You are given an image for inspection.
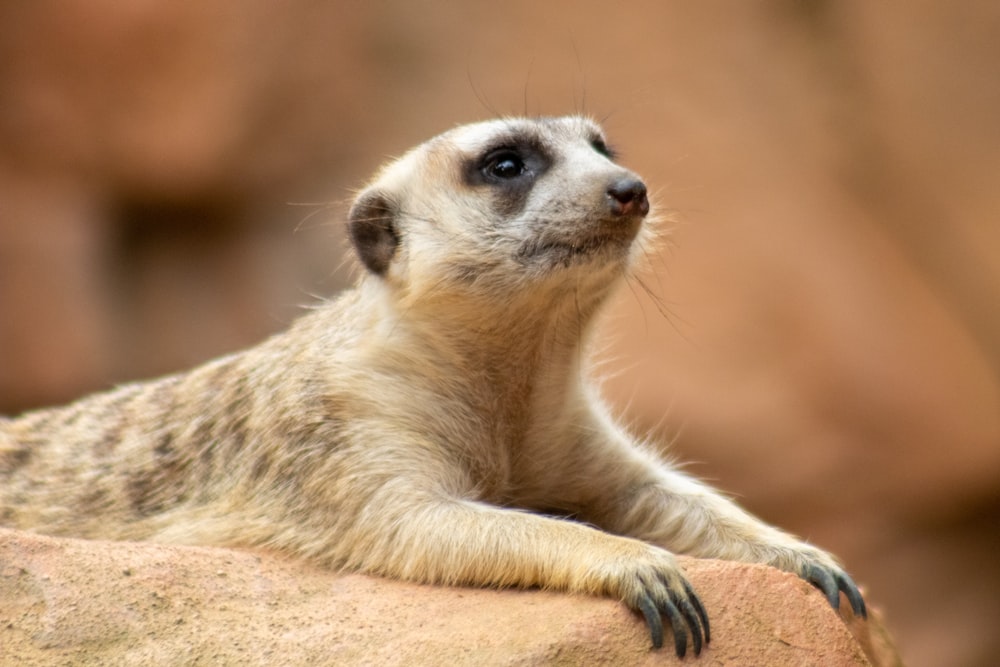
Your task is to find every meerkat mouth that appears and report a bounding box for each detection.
[519,209,644,265]
[516,227,639,267]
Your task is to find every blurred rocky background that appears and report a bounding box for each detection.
[0,2,996,665]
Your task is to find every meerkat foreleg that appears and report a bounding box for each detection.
[615,463,864,611]
[323,480,709,657]
[560,427,867,622]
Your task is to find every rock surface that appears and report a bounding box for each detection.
[0,528,899,666]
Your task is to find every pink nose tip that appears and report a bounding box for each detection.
[607,178,649,217]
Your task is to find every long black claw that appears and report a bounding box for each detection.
[804,564,868,620]
[805,563,840,609]
[677,597,703,656]
[835,571,868,619]
[638,595,664,649]
[684,580,711,645]
[659,598,688,658]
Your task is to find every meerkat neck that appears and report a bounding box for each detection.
[360,277,603,397]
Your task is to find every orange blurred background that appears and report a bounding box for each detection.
[1,3,997,665]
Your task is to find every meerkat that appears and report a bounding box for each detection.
[0,116,865,658]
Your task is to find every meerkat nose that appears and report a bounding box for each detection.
[606,177,649,217]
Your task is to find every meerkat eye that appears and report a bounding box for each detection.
[465,141,548,190]
[590,138,617,160]
[482,149,527,181]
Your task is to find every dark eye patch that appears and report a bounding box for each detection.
[590,136,617,160]
[462,136,552,217]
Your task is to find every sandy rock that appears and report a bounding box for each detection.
[0,528,899,666]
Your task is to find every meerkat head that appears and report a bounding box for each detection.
[347,116,651,305]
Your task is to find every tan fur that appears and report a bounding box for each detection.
[0,116,863,655]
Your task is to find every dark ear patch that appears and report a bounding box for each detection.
[348,191,399,275]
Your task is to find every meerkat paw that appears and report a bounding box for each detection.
[774,545,867,619]
[592,546,709,657]
[800,558,867,619]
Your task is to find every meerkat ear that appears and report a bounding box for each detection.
[348,190,399,276]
